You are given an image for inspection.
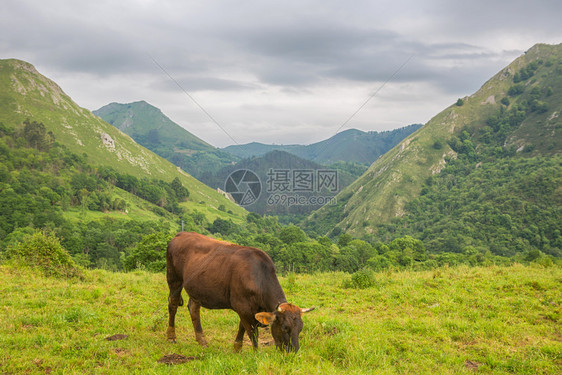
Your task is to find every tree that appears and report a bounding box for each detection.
[209,218,234,235]
[279,225,306,245]
[390,236,426,262]
[507,84,525,96]
[122,232,173,272]
[22,119,53,151]
[348,239,376,265]
[246,212,261,224]
[190,210,207,226]
[337,233,353,248]
[170,177,189,200]
[335,244,361,273]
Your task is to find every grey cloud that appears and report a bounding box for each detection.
[2,0,561,146]
[1,1,150,75]
[228,22,518,95]
[151,75,260,93]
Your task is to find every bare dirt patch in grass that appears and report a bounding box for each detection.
[465,360,483,371]
[157,353,200,365]
[105,334,128,341]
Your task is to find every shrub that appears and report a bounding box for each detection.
[122,232,174,272]
[209,218,234,235]
[5,230,83,278]
[507,84,525,96]
[342,268,376,289]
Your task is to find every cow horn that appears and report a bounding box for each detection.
[301,307,315,313]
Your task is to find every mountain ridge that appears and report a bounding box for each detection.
[304,43,562,241]
[222,125,422,165]
[94,101,239,181]
[0,58,245,219]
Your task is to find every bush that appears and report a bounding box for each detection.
[122,232,174,272]
[5,230,82,278]
[342,268,376,289]
[209,218,234,235]
[432,140,443,150]
[507,84,525,96]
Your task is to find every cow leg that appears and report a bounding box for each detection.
[240,316,259,350]
[166,278,183,343]
[188,298,208,347]
[234,321,245,352]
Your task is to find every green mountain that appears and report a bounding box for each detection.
[94,101,238,181]
[0,59,245,221]
[304,43,562,257]
[223,125,422,165]
[204,150,358,219]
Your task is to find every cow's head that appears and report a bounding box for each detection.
[255,303,314,353]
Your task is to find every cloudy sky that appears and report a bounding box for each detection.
[2,0,561,147]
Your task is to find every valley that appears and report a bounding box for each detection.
[1,44,561,271]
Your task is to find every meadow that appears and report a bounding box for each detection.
[1,264,560,374]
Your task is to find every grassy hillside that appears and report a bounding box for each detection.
[306,43,562,241]
[223,125,422,165]
[1,264,560,374]
[0,59,245,218]
[0,120,244,269]
[94,101,238,181]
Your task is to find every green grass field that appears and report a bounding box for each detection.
[1,264,560,374]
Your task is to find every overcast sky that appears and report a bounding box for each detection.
[2,0,561,147]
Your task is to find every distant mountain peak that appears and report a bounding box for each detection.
[94,100,241,181]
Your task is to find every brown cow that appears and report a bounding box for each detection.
[166,232,313,352]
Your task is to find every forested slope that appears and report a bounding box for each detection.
[305,43,562,260]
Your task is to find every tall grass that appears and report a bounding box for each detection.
[1,264,560,374]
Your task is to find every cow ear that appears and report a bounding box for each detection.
[300,307,315,316]
[255,312,277,325]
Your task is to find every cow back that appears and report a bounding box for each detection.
[167,232,286,312]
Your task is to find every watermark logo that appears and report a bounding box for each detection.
[224,168,338,208]
[224,169,261,206]
[266,169,338,206]
[267,169,338,193]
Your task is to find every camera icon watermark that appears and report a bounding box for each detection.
[224,168,338,207]
[224,169,261,206]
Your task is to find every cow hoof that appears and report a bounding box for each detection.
[166,327,176,343]
[167,338,177,343]
[233,341,243,352]
[195,334,208,347]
